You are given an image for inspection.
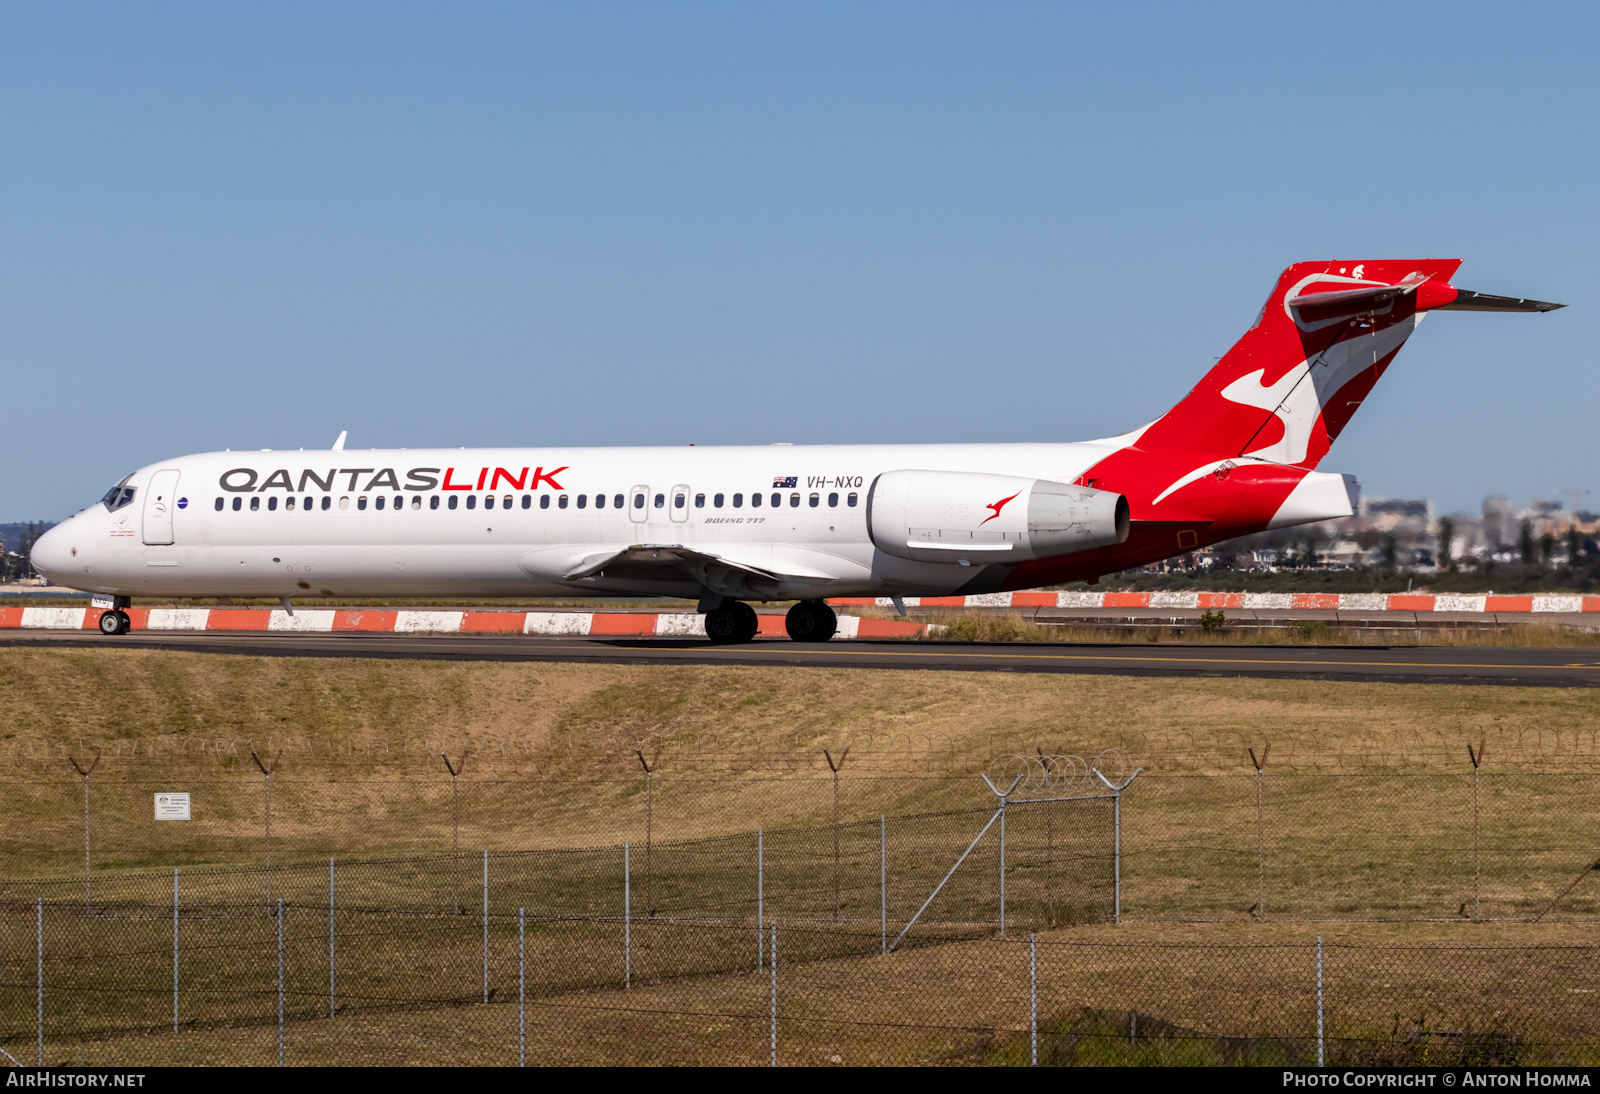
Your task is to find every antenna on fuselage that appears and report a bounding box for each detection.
[331,430,347,451]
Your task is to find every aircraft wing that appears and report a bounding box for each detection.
[525,542,847,599]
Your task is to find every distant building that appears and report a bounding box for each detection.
[1359,497,1433,533]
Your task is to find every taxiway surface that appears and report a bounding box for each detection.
[3,630,1599,687]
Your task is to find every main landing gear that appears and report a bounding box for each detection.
[705,601,759,645]
[704,599,838,644]
[784,599,837,642]
[98,610,131,635]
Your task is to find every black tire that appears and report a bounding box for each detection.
[704,606,743,644]
[98,610,122,635]
[785,600,837,642]
[732,601,760,643]
[114,610,131,634]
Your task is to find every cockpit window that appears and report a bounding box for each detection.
[100,482,136,512]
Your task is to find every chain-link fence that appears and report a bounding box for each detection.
[2,899,1594,1066]
[0,797,1118,941]
[7,769,1600,923]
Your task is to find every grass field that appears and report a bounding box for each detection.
[2,646,1599,919]
[5,647,1600,1063]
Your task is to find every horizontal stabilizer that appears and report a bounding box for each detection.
[1439,290,1564,313]
[1285,278,1424,321]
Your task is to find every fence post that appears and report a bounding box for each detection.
[441,752,467,916]
[483,850,489,1004]
[328,858,336,1018]
[769,921,777,1067]
[1469,738,1485,920]
[880,815,886,956]
[519,908,526,1068]
[1250,744,1269,919]
[1030,932,1037,1066]
[36,897,42,1066]
[1316,935,1324,1066]
[1113,786,1121,925]
[636,749,659,917]
[68,749,99,915]
[999,793,1008,936]
[823,748,850,921]
[757,829,764,970]
[623,841,631,990]
[277,899,285,1067]
[173,868,180,1033]
[251,750,281,912]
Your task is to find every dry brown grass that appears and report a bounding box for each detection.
[892,609,1600,648]
[4,648,1600,921]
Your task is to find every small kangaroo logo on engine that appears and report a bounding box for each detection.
[980,491,1021,525]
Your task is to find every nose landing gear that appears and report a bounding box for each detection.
[784,600,837,642]
[97,610,131,636]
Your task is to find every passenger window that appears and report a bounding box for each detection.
[614,494,624,509]
[484,495,495,510]
[357,496,367,510]
[576,494,587,509]
[695,493,705,508]
[232,497,241,511]
[410,495,420,510]
[751,493,761,507]
[322,496,332,510]
[467,495,477,510]
[773,493,783,507]
[448,496,458,510]
[633,493,645,509]
[251,496,261,511]
[430,495,440,510]
[286,497,296,511]
[339,496,350,510]
[674,493,685,509]
[847,493,858,507]
[808,493,818,507]
[269,496,279,511]
[540,495,550,509]
[374,496,384,510]
[304,496,313,511]
[595,493,605,509]
[214,498,223,511]
[558,495,568,509]
[828,492,838,507]
[503,495,511,508]
[733,493,743,508]
[714,493,724,508]
[521,495,530,509]
[654,493,665,508]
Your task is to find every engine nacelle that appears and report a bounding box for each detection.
[867,469,1129,565]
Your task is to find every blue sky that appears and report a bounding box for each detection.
[2,3,1594,521]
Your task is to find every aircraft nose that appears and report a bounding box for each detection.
[28,523,74,583]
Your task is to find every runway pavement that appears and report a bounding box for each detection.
[4,629,1600,687]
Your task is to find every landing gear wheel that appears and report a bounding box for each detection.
[98,610,130,636]
[785,600,837,642]
[705,604,741,644]
[705,601,760,644]
[732,601,759,643]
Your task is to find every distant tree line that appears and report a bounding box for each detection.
[0,522,50,582]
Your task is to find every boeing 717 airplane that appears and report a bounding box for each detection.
[30,260,1561,643]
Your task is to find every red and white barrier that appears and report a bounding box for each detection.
[3,590,1595,638]
[0,606,929,639]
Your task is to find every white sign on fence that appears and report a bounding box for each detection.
[154,792,191,820]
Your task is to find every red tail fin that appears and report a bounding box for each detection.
[1140,259,1463,469]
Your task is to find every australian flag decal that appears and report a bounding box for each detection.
[772,476,798,489]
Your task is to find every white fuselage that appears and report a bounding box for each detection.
[33,440,1130,601]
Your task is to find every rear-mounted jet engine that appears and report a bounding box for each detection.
[867,469,1129,564]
